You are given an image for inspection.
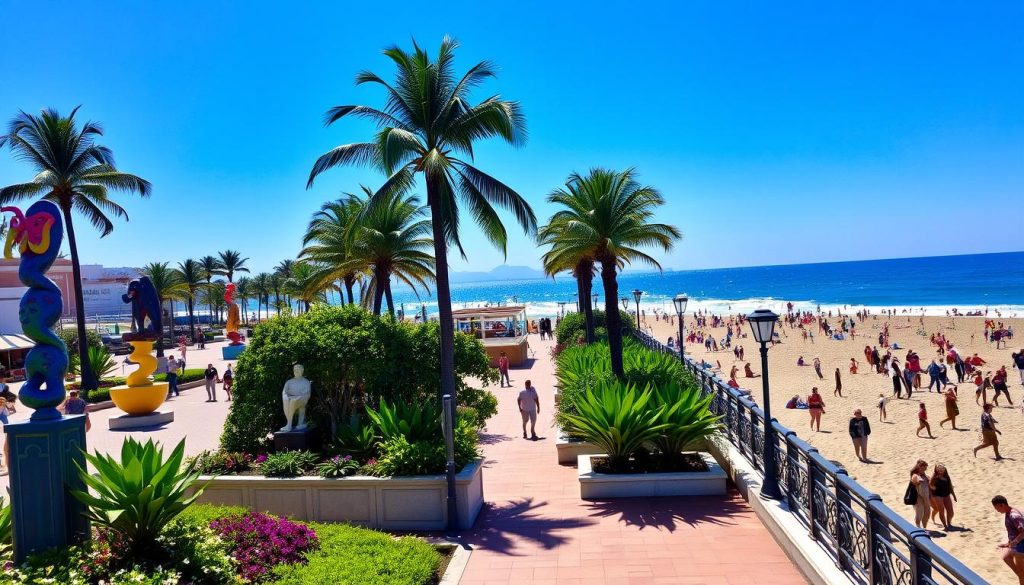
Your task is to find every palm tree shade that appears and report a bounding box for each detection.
[0,107,152,391]
[141,262,186,357]
[307,37,535,417]
[175,259,204,341]
[543,168,680,377]
[218,249,250,283]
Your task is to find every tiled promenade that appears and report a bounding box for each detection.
[459,337,807,585]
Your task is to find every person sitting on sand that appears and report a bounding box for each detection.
[744,363,759,378]
[917,403,934,438]
[797,356,806,366]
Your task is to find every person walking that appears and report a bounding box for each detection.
[203,363,220,402]
[834,368,843,397]
[222,365,234,401]
[807,387,825,431]
[994,367,1013,406]
[813,357,823,380]
[62,389,90,432]
[178,334,187,366]
[903,365,916,399]
[517,379,540,440]
[910,460,931,529]
[197,330,206,350]
[992,495,1024,584]
[892,362,904,398]
[498,351,511,388]
[927,360,942,392]
[916,403,934,438]
[878,394,888,421]
[166,355,180,397]
[974,403,1003,460]
[939,386,960,430]
[849,409,871,461]
[929,464,956,530]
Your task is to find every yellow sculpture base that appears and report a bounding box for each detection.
[110,383,168,416]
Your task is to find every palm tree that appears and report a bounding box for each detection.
[140,262,187,357]
[539,236,597,344]
[268,272,284,314]
[300,196,364,305]
[202,280,227,324]
[0,107,151,391]
[544,168,680,377]
[217,249,250,283]
[307,37,535,415]
[251,272,272,321]
[175,259,204,342]
[235,276,252,324]
[275,259,295,310]
[286,261,328,313]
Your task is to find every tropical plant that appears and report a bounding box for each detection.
[198,255,223,322]
[316,455,360,478]
[554,309,634,346]
[141,261,186,356]
[175,259,204,341]
[251,272,271,321]
[329,422,377,460]
[59,328,102,378]
[544,168,680,378]
[301,197,364,305]
[258,450,317,478]
[0,497,12,563]
[186,450,255,475]
[559,380,669,471]
[87,344,117,379]
[286,260,326,313]
[217,249,249,283]
[235,276,252,324]
[209,512,318,582]
[365,399,441,443]
[70,438,205,557]
[541,252,596,343]
[306,37,535,426]
[649,381,722,466]
[0,107,152,391]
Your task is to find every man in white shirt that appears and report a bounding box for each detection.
[517,379,540,440]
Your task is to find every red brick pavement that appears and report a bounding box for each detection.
[458,337,807,585]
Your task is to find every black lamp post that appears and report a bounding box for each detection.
[558,301,566,317]
[574,293,579,312]
[620,297,629,311]
[632,289,643,327]
[747,308,782,500]
[673,294,688,359]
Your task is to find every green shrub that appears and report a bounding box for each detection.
[270,522,439,585]
[260,450,317,477]
[458,386,498,427]
[554,309,634,345]
[0,497,10,564]
[456,405,479,429]
[329,422,377,460]
[220,305,496,453]
[87,345,117,379]
[70,438,206,558]
[317,455,360,478]
[154,368,205,384]
[187,449,255,475]
[59,328,102,377]
[157,517,238,584]
[366,399,441,443]
[373,418,478,477]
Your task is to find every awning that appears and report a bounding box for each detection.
[0,334,33,352]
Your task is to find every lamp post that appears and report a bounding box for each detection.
[632,289,643,327]
[574,293,579,312]
[673,294,688,359]
[747,308,782,500]
[621,297,629,311]
[558,301,566,317]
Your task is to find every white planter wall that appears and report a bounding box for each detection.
[578,452,727,499]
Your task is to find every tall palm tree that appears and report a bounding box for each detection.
[268,272,284,314]
[202,280,227,324]
[539,235,597,344]
[286,261,328,313]
[544,168,680,377]
[0,107,151,391]
[307,37,535,414]
[199,255,224,323]
[140,261,187,357]
[275,259,295,311]
[235,276,253,324]
[300,196,364,305]
[251,272,271,321]
[175,259,204,342]
[217,249,250,283]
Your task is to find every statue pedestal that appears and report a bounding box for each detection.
[108,409,174,430]
[274,428,318,452]
[222,344,245,360]
[5,415,89,563]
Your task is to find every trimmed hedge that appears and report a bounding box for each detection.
[555,309,635,346]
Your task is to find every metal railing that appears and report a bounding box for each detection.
[631,330,984,585]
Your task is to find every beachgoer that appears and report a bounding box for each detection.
[797,356,806,366]
[166,355,180,397]
[878,394,888,421]
[903,366,916,399]
[939,386,959,430]
[834,368,843,397]
[974,403,1003,460]
[1014,351,1024,386]
[929,464,956,530]
[992,495,1024,584]
[223,365,233,401]
[813,357,823,380]
[204,363,220,402]
[850,358,858,374]
[910,459,931,529]
[849,409,871,461]
[917,403,934,438]
[744,363,758,378]
[178,334,187,366]
[994,367,1013,405]
[498,351,511,388]
[927,360,942,392]
[517,379,540,440]
[807,387,824,431]
[892,362,903,398]
[62,389,90,432]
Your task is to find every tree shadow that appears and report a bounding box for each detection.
[460,497,593,555]
[478,432,513,446]
[584,492,748,533]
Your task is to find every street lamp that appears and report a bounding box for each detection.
[558,301,566,317]
[621,297,629,311]
[574,293,579,312]
[592,293,599,307]
[747,308,782,500]
[673,294,688,359]
[632,289,643,326]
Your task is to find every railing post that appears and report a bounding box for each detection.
[864,494,886,585]
[834,469,853,572]
[749,401,759,470]
[806,448,822,542]
[909,530,933,584]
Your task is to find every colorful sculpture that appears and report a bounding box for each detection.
[121,276,162,342]
[109,278,169,417]
[2,202,67,420]
[224,283,242,346]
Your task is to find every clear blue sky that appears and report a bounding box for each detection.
[1,1,1021,275]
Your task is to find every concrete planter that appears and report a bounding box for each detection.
[555,433,602,465]
[192,458,484,531]
[577,452,727,499]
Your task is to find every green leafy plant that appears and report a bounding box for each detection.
[70,438,205,557]
[259,450,317,477]
[649,380,722,465]
[554,309,634,345]
[317,455,361,478]
[560,381,669,472]
[365,399,441,443]
[186,450,254,475]
[0,497,11,563]
[373,418,478,477]
[87,344,117,380]
[329,422,377,459]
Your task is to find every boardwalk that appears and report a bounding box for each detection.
[459,337,807,585]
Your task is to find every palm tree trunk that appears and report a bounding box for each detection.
[156,298,166,358]
[372,272,386,315]
[187,297,196,342]
[600,258,625,379]
[427,181,458,423]
[345,275,355,305]
[59,205,97,391]
[580,261,595,343]
[384,278,395,317]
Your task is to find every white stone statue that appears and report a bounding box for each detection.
[279,363,312,432]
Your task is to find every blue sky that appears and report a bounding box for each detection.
[1,1,1021,275]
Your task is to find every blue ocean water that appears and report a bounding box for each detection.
[387,251,1024,317]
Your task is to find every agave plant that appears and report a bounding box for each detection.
[623,343,684,388]
[0,497,11,563]
[365,399,441,443]
[71,438,206,556]
[560,381,669,472]
[649,381,722,465]
[87,344,117,380]
[554,343,613,390]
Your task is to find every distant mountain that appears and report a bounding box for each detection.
[449,265,546,283]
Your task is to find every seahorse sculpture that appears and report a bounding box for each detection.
[2,202,67,420]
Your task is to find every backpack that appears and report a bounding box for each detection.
[903,482,918,506]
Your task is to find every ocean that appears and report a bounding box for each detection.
[386,251,1024,318]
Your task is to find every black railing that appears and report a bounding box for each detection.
[631,330,984,585]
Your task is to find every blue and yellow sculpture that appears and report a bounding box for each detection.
[1,201,89,561]
[110,276,169,415]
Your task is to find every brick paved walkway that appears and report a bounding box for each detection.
[459,336,806,585]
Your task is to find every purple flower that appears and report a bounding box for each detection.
[210,512,318,581]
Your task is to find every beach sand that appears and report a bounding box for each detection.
[643,311,1023,584]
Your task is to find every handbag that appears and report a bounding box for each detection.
[903,482,918,506]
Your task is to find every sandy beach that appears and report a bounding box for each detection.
[644,311,1023,584]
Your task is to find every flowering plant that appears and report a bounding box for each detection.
[316,455,360,478]
[210,512,318,582]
